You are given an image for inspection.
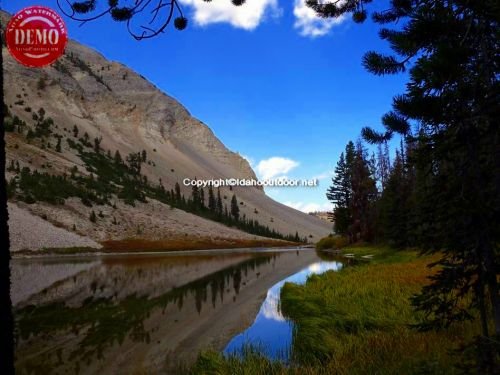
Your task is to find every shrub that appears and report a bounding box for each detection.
[55,138,62,152]
[4,118,15,132]
[81,197,92,207]
[6,178,17,198]
[53,60,71,76]
[316,235,349,250]
[37,77,47,90]
[23,195,36,204]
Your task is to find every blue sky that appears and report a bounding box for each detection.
[2,0,407,213]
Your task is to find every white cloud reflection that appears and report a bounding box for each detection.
[259,261,342,322]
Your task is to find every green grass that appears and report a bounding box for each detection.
[279,245,479,374]
[185,245,481,375]
[339,244,420,264]
[315,236,349,251]
[183,348,290,375]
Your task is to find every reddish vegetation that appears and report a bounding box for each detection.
[100,237,298,253]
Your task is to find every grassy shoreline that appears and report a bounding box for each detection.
[279,245,479,374]
[185,245,481,374]
[13,237,300,256]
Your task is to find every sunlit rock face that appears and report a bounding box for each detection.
[2,9,332,245]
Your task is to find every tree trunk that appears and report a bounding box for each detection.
[477,266,490,338]
[483,243,500,336]
[0,27,15,375]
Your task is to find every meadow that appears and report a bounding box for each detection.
[185,246,481,375]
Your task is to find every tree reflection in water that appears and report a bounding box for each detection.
[14,254,275,374]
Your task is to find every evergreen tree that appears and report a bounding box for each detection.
[114,150,122,164]
[208,186,216,212]
[126,152,142,175]
[326,151,351,236]
[326,141,356,238]
[376,149,411,247]
[216,188,223,216]
[38,107,45,120]
[310,1,499,369]
[349,140,377,241]
[200,187,205,209]
[191,183,200,210]
[230,194,240,221]
[174,182,181,202]
[327,140,376,242]
[55,137,62,153]
[7,160,14,172]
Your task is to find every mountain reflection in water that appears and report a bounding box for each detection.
[11,249,338,374]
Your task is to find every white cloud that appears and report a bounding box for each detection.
[256,157,299,179]
[261,286,285,321]
[313,169,335,181]
[179,0,281,30]
[293,0,347,37]
[284,201,333,213]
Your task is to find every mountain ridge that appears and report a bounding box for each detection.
[2,10,332,249]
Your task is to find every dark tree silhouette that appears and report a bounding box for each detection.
[308,0,500,372]
[327,140,377,242]
[326,142,354,238]
[0,18,14,375]
[57,0,246,40]
[230,194,239,221]
[207,186,216,212]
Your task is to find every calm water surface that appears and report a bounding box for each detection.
[224,261,342,361]
[11,249,343,374]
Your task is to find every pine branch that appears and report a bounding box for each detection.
[362,51,408,75]
[361,127,392,144]
[381,111,410,135]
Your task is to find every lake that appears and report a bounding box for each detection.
[11,248,342,374]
